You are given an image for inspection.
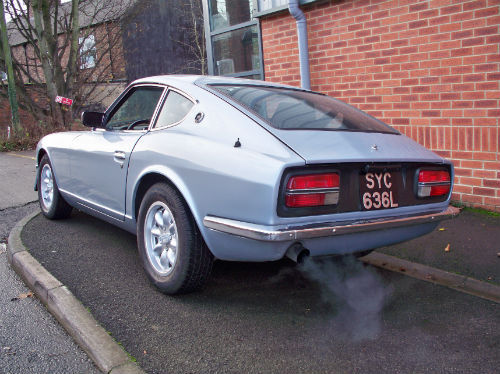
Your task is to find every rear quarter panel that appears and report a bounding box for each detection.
[126,89,305,250]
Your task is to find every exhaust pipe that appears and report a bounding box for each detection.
[285,243,310,263]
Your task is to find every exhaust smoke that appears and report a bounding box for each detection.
[298,255,392,341]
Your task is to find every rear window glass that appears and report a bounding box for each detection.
[209,85,398,134]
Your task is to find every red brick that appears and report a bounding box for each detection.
[473,169,497,178]
[483,179,500,188]
[464,0,487,11]
[462,37,485,47]
[484,197,500,207]
[455,168,473,176]
[473,187,496,197]
[475,7,499,18]
[461,194,484,204]
[460,177,483,186]
[440,5,461,15]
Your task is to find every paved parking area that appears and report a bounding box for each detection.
[1,151,99,374]
[0,151,37,210]
[22,211,500,374]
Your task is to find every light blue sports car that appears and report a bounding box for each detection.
[35,75,459,294]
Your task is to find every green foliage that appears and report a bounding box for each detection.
[0,134,37,151]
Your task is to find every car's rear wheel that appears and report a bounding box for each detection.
[37,155,72,219]
[137,182,213,294]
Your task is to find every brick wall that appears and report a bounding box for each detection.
[261,0,500,211]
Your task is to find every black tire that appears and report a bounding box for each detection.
[137,182,213,294]
[37,155,72,219]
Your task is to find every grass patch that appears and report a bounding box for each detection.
[451,201,500,218]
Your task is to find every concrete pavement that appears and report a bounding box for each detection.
[0,151,100,374]
[0,151,37,210]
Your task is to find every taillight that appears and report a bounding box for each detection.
[285,173,340,208]
[417,170,451,198]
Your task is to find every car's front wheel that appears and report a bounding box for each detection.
[137,182,213,294]
[37,155,72,219]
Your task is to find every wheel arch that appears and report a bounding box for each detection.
[36,147,48,165]
[133,172,201,235]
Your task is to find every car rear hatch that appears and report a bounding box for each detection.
[271,130,452,217]
[270,129,442,164]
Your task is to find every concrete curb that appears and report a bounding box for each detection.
[362,252,500,304]
[7,210,147,374]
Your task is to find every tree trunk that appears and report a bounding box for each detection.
[0,0,21,135]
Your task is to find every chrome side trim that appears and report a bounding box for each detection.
[203,206,460,242]
[59,188,125,221]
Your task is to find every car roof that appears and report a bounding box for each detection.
[131,75,306,91]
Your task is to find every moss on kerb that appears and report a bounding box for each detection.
[451,201,500,218]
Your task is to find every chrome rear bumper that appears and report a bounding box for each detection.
[203,206,460,242]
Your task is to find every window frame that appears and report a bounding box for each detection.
[79,34,97,70]
[202,0,264,79]
[150,88,197,131]
[103,84,167,132]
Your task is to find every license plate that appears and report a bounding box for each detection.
[360,170,400,210]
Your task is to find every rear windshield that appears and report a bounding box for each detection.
[209,84,398,134]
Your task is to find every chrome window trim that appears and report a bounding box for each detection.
[149,87,197,132]
[105,83,167,132]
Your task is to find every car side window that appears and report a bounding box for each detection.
[154,90,194,129]
[106,86,164,130]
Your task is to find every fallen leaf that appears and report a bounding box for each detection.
[11,291,34,301]
[444,244,450,252]
[399,267,406,272]
[439,228,446,231]
[19,291,33,299]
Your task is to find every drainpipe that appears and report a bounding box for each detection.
[288,0,311,90]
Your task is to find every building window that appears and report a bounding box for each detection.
[79,35,97,69]
[213,25,260,75]
[257,0,288,12]
[204,0,263,79]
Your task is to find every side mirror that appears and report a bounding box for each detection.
[81,111,105,128]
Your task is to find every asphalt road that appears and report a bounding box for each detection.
[0,151,99,374]
[23,211,500,374]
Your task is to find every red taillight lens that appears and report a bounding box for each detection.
[285,193,326,207]
[285,173,340,208]
[418,170,451,197]
[287,173,340,190]
[418,170,450,183]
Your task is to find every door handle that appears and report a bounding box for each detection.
[114,151,126,162]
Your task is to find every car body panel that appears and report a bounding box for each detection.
[36,75,457,262]
[64,129,145,220]
[269,130,444,164]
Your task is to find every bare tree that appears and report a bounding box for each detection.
[1,0,130,130]
[172,0,206,75]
